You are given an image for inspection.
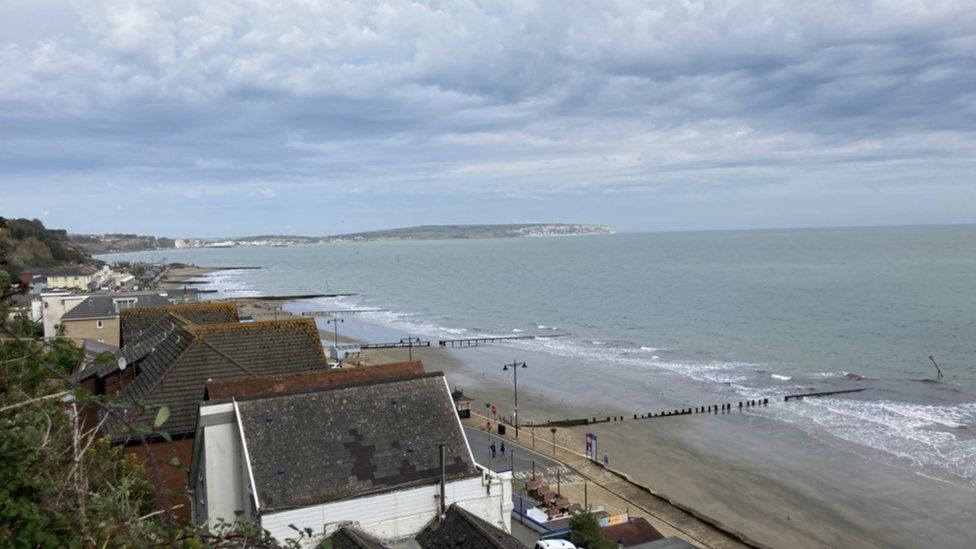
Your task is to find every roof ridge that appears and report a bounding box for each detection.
[126,324,197,400]
[452,505,508,548]
[188,317,316,333]
[195,335,259,377]
[226,371,444,404]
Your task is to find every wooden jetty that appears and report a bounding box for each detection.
[301,309,389,317]
[229,293,357,301]
[784,388,866,401]
[361,341,432,350]
[438,334,566,348]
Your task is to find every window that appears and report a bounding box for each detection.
[96,320,104,329]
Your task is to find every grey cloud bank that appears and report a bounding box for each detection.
[1,0,974,237]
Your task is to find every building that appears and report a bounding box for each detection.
[118,300,239,346]
[414,504,525,548]
[95,316,329,522]
[40,265,97,291]
[190,371,513,545]
[43,290,171,346]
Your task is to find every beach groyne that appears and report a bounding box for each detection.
[528,389,867,428]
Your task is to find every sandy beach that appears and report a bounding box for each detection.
[348,341,975,549]
[147,271,974,548]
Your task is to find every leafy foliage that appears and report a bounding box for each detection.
[569,510,618,549]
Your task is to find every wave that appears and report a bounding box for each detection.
[771,374,793,381]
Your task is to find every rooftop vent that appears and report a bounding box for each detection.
[276,466,285,475]
[265,412,273,422]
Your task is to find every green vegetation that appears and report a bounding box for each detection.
[569,510,617,549]
[0,218,89,277]
[70,233,176,254]
[0,232,313,547]
[327,223,612,242]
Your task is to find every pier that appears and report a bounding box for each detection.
[361,340,432,350]
[229,293,357,301]
[438,334,566,348]
[301,308,389,316]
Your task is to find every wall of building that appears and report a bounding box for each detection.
[260,472,512,545]
[125,436,195,523]
[41,292,86,338]
[63,316,120,346]
[48,274,94,291]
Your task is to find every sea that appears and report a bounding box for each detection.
[104,225,976,540]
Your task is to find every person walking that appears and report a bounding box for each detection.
[603,452,609,466]
[490,442,497,458]
[500,442,506,456]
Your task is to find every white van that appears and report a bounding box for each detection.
[534,541,577,549]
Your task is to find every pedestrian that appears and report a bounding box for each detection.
[491,442,496,458]
[500,442,506,456]
[603,452,609,466]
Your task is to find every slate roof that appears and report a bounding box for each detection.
[205,360,426,400]
[120,301,239,346]
[103,318,327,439]
[78,313,193,382]
[414,504,525,549]
[327,526,390,549]
[36,266,94,277]
[61,292,171,321]
[236,373,477,511]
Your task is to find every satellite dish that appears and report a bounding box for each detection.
[118,357,127,371]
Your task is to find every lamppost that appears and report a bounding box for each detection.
[550,427,557,456]
[325,317,344,354]
[485,403,492,460]
[401,336,422,361]
[503,360,527,439]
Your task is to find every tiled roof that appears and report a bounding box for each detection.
[415,504,525,549]
[104,318,327,439]
[602,517,664,547]
[78,313,192,382]
[205,361,426,400]
[120,301,239,346]
[61,292,171,320]
[236,373,477,511]
[327,526,390,549]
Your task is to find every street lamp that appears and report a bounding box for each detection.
[503,360,527,439]
[550,427,557,456]
[401,336,422,361]
[325,317,344,353]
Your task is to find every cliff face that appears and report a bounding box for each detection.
[69,234,176,254]
[0,218,91,276]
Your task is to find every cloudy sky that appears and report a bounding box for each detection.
[2,0,975,237]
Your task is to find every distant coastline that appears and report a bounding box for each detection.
[74,223,614,253]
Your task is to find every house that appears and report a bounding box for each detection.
[451,388,474,418]
[40,265,97,291]
[190,371,513,545]
[602,517,664,547]
[118,300,239,346]
[44,291,172,346]
[414,503,525,548]
[96,316,329,522]
[77,301,242,396]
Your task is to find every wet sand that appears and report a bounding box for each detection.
[357,342,976,548]
[203,294,975,548]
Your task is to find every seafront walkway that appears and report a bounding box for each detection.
[463,413,762,549]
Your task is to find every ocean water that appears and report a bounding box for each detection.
[105,225,976,490]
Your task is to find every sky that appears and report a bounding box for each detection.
[1,0,975,238]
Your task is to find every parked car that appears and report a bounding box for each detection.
[534,541,577,549]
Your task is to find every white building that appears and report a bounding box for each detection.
[190,372,512,546]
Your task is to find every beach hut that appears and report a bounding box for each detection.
[451,387,474,418]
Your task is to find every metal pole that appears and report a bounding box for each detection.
[550,427,557,456]
[514,360,519,439]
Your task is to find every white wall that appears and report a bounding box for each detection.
[41,292,86,338]
[191,402,249,531]
[261,470,512,546]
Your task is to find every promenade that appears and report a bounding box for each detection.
[462,413,762,549]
